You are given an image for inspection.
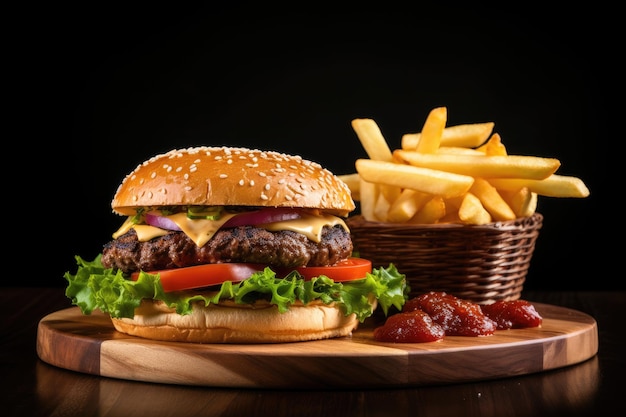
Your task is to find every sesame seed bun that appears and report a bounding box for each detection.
[110,299,369,344]
[112,146,356,217]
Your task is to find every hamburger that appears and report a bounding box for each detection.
[65,146,407,343]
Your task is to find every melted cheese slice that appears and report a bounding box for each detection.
[132,225,169,241]
[261,213,348,242]
[167,212,237,247]
[112,211,348,247]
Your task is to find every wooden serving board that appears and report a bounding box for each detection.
[36,303,598,389]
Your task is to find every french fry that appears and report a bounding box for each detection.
[443,195,464,212]
[394,150,560,180]
[351,119,394,162]
[337,173,361,201]
[476,133,507,156]
[402,122,495,149]
[380,183,402,207]
[437,146,485,155]
[351,118,401,202]
[373,191,392,222]
[358,177,378,221]
[458,192,492,225]
[350,107,589,226]
[470,178,516,221]
[438,196,464,223]
[387,189,432,223]
[488,174,590,198]
[408,196,446,224]
[414,107,447,154]
[355,159,474,198]
[499,187,538,218]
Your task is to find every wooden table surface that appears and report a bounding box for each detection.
[2,287,624,417]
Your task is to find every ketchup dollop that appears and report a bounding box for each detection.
[373,309,445,343]
[405,291,497,336]
[480,299,543,330]
[374,291,543,343]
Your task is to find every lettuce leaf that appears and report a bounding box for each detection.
[64,255,409,322]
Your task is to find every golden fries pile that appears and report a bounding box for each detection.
[340,107,590,225]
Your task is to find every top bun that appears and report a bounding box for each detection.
[112,146,356,217]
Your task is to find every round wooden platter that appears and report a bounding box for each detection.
[37,303,598,389]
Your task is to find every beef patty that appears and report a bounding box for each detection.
[101,225,353,274]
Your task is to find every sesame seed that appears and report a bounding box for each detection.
[184,173,189,180]
[260,193,269,200]
[259,172,267,177]
[151,172,157,179]
[184,186,192,191]
[249,180,255,186]
[264,184,270,190]
[219,174,228,179]
[238,179,244,186]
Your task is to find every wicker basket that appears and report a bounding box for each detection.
[346,213,543,304]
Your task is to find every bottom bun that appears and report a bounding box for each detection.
[111,299,370,344]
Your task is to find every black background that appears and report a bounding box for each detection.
[16,4,617,290]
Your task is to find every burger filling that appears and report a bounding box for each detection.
[102,224,353,274]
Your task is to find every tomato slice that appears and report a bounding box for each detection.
[131,263,267,292]
[130,258,372,292]
[284,258,372,282]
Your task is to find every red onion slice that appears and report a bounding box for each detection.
[145,212,182,231]
[144,208,302,231]
[221,208,302,228]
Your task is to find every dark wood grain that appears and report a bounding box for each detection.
[36,303,597,388]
